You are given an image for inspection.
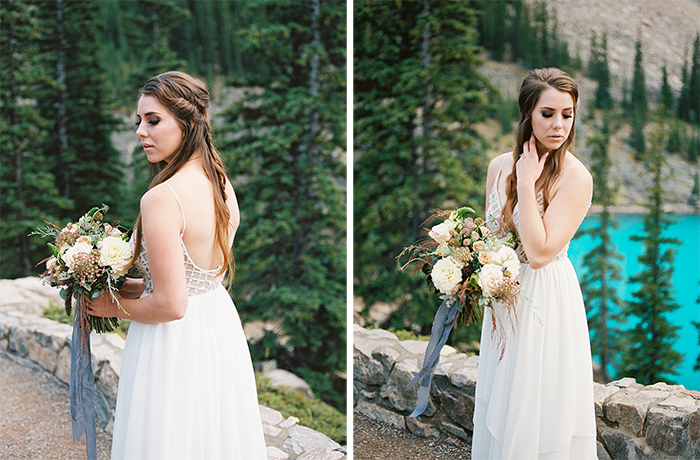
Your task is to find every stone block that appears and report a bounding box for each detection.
[596,441,612,460]
[380,358,436,415]
[645,407,690,456]
[26,336,58,373]
[406,415,440,438]
[594,383,621,418]
[8,325,30,357]
[659,394,699,412]
[441,420,468,440]
[95,359,120,409]
[688,408,700,441]
[297,447,344,460]
[449,366,478,395]
[605,390,651,436]
[259,405,284,426]
[265,369,314,399]
[372,345,400,375]
[266,446,290,460]
[280,416,299,429]
[608,377,636,388]
[599,426,643,460]
[55,345,71,384]
[440,386,475,431]
[282,425,340,455]
[355,400,406,431]
[354,347,388,386]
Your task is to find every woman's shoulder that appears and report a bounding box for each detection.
[562,153,592,184]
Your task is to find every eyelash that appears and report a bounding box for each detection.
[134,119,160,126]
[542,113,573,119]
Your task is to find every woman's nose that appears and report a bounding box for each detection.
[135,121,147,138]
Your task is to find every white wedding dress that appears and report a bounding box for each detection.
[111,185,267,460]
[471,165,597,459]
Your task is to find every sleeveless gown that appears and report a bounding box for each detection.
[111,184,267,460]
[471,166,597,459]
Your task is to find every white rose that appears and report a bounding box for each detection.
[431,256,464,296]
[62,242,94,271]
[495,246,520,278]
[478,264,504,297]
[98,236,133,277]
[429,220,457,245]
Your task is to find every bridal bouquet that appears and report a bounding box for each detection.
[33,205,131,335]
[398,207,523,418]
[399,206,521,323]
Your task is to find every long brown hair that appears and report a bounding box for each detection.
[500,67,579,235]
[130,71,233,281]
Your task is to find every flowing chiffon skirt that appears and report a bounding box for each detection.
[111,285,267,460]
[472,258,597,459]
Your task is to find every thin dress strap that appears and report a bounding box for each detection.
[164,183,186,234]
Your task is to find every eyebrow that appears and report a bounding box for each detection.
[135,111,162,118]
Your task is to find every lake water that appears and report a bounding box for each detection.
[569,213,700,391]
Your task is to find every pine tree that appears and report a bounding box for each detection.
[589,32,612,110]
[35,0,125,221]
[354,0,490,340]
[219,0,346,410]
[629,34,648,157]
[477,0,506,61]
[618,125,683,384]
[580,119,625,382]
[0,0,66,278]
[660,65,675,116]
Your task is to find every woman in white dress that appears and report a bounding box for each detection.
[88,71,267,459]
[472,68,597,459]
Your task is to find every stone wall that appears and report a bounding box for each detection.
[353,325,700,460]
[0,277,345,460]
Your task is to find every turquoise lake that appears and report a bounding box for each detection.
[569,213,700,391]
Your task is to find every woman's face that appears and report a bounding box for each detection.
[530,87,574,154]
[135,94,184,164]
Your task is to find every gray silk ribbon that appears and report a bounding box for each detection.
[70,307,97,460]
[407,297,460,418]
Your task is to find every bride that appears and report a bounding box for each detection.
[88,71,267,459]
[472,68,597,459]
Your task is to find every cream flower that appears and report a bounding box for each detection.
[77,235,91,245]
[473,240,485,251]
[431,256,464,296]
[98,236,132,277]
[478,264,504,297]
[63,242,94,271]
[495,246,520,278]
[429,220,457,245]
[478,250,496,266]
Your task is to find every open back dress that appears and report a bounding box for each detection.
[111,184,267,460]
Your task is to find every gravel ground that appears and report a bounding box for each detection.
[353,413,472,460]
[0,351,112,460]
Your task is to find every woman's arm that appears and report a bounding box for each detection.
[88,184,189,323]
[516,135,592,269]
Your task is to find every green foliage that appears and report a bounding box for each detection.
[219,0,346,411]
[659,66,675,116]
[579,119,625,382]
[354,0,488,348]
[618,124,683,384]
[255,373,346,445]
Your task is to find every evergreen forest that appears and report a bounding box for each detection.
[1,0,347,417]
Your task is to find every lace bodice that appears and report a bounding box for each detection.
[486,168,569,265]
[133,183,223,297]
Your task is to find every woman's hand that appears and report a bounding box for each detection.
[85,291,127,319]
[516,133,548,189]
[119,277,145,299]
